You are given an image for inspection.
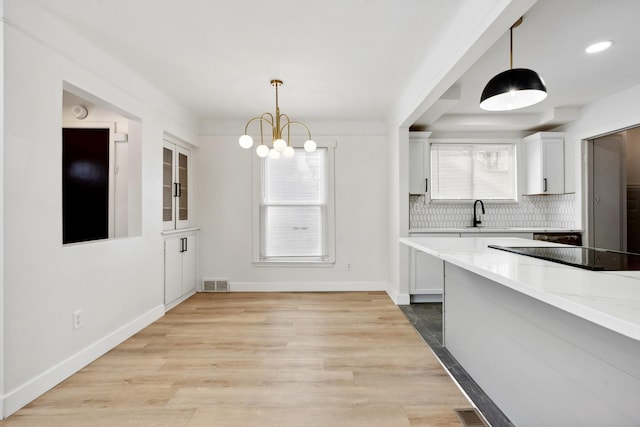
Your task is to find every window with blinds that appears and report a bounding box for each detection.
[259,148,333,261]
[430,143,517,200]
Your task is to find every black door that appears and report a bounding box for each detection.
[62,128,109,244]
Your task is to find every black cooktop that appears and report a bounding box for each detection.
[488,245,640,271]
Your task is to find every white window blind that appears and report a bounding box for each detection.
[431,143,516,200]
[261,148,328,259]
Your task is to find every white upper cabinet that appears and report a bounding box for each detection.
[523,132,565,195]
[409,131,432,195]
[163,139,191,230]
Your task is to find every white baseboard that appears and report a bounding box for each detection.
[228,282,411,306]
[411,294,443,303]
[385,285,411,305]
[2,305,165,419]
[164,289,196,312]
[229,281,387,293]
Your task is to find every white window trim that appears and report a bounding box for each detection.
[252,140,337,267]
[427,138,522,204]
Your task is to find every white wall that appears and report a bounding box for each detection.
[2,0,199,417]
[196,122,389,291]
[561,82,640,229]
[385,0,536,305]
[386,126,410,304]
[626,127,640,186]
[0,0,5,416]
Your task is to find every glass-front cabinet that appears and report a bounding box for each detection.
[163,140,191,230]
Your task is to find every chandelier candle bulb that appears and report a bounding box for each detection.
[256,144,269,157]
[239,79,315,159]
[273,138,287,152]
[282,146,295,158]
[304,139,317,152]
[268,149,281,159]
[239,134,253,149]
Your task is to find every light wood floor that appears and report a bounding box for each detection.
[2,292,471,426]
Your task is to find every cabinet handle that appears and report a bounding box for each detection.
[173,183,179,197]
[179,237,187,253]
[183,237,188,252]
[425,178,428,193]
[177,182,182,197]
[543,178,548,192]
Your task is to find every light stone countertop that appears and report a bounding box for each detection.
[400,237,640,341]
[408,227,583,233]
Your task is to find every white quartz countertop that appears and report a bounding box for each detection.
[400,237,640,341]
[409,228,583,233]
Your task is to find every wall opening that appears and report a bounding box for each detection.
[585,125,640,252]
[62,83,142,243]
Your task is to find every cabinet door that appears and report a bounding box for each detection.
[162,145,176,230]
[164,237,183,304]
[411,250,444,294]
[523,134,564,195]
[543,139,564,194]
[524,138,543,195]
[163,142,191,230]
[409,141,427,194]
[181,235,197,295]
[175,146,191,229]
[409,134,431,195]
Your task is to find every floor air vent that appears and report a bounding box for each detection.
[454,408,488,427]
[202,280,229,292]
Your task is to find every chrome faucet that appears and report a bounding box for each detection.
[473,199,485,227]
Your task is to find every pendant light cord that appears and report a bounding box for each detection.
[509,26,513,69]
[509,17,523,70]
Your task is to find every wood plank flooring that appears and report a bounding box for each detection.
[2,292,471,426]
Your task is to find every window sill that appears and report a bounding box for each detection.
[253,260,335,268]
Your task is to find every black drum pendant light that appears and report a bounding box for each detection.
[480,17,547,111]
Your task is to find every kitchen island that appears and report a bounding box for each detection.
[400,237,640,427]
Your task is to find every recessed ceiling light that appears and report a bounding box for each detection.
[585,40,613,54]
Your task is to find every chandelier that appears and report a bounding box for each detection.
[239,79,316,159]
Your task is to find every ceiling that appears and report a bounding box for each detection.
[415,0,640,134]
[32,0,640,134]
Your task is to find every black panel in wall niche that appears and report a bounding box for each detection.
[62,128,109,244]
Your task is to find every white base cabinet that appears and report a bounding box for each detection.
[444,262,640,426]
[409,248,444,301]
[164,229,198,309]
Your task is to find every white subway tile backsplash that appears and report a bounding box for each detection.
[409,193,576,229]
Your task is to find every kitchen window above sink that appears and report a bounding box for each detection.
[430,141,518,202]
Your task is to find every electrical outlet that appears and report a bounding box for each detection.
[346,263,352,271]
[73,310,84,330]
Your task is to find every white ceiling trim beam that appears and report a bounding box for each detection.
[413,86,461,127]
[539,107,581,127]
[428,113,538,131]
[427,106,582,132]
[388,0,538,129]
